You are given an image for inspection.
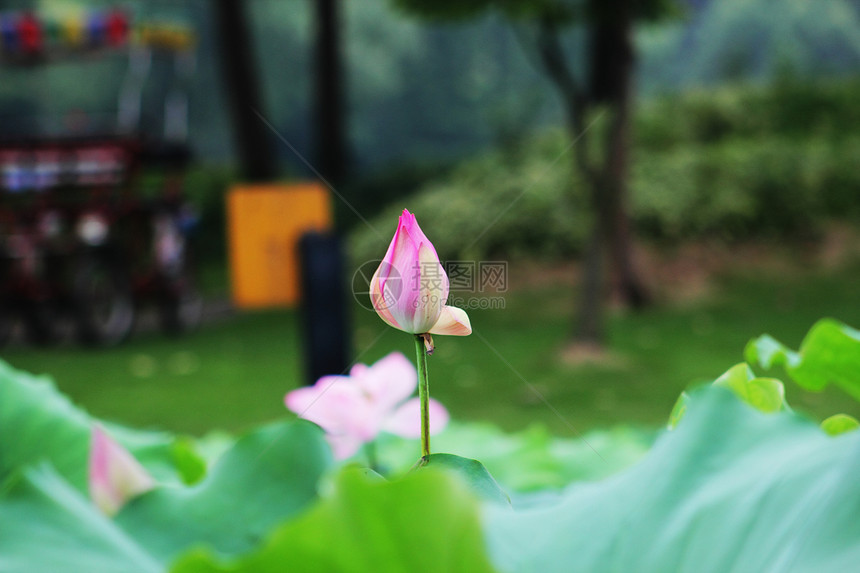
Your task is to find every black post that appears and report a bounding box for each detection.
[314,0,346,186]
[298,232,350,385]
[213,0,278,182]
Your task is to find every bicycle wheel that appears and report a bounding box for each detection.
[73,255,136,346]
[159,270,203,335]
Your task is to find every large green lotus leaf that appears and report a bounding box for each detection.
[746,318,860,399]
[712,363,785,413]
[0,464,161,573]
[667,391,689,429]
[170,468,497,573]
[0,359,190,490]
[374,421,653,492]
[821,413,860,436]
[416,453,511,505]
[115,420,331,564]
[485,387,860,572]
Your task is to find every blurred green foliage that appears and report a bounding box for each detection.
[180,166,237,268]
[376,422,654,492]
[6,0,860,173]
[351,77,860,264]
[636,76,860,145]
[7,260,860,438]
[350,139,585,263]
[746,318,860,401]
[7,363,860,572]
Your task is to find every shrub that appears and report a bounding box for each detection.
[351,79,860,263]
[349,133,589,266]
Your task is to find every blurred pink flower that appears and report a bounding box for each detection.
[284,351,449,459]
[369,209,471,337]
[88,425,155,516]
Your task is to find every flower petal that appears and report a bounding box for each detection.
[405,242,447,333]
[377,213,416,318]
[369,264,401,330]
[388,233,423,332]
[383,397,450,438]
[428,305,472,336]
[326,433,365,461]
[285,377,376,438]
[285,377,344,427]
[89,425,155,516]
[399,209,442,261]
[349,363,370,377]
[355,352,417,414]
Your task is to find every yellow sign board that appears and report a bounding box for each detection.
[227,182,332,308]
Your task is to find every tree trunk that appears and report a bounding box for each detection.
[314,0,347,186]
[533,5,649,348]
[532,17,605,346]
[593,0,650,308]
[576,211,605,345]
[213,0,278,182]
[567,101,606,347]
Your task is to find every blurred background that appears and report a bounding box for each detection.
[1,0,860,439]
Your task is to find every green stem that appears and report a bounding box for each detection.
[364,440,378,473]
[414,334,431,458]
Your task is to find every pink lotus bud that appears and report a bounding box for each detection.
[88,425,155,516]
[369,209,471,336]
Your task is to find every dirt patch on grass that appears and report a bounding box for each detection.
[507,224,860,307]
[558,340,630,368]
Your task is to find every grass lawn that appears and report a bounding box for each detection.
[3,260,859,438]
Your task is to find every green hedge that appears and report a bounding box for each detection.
[633,135,860,240]
[350,79,860,264]
[636,77,860,147]
[349,138,589,265]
